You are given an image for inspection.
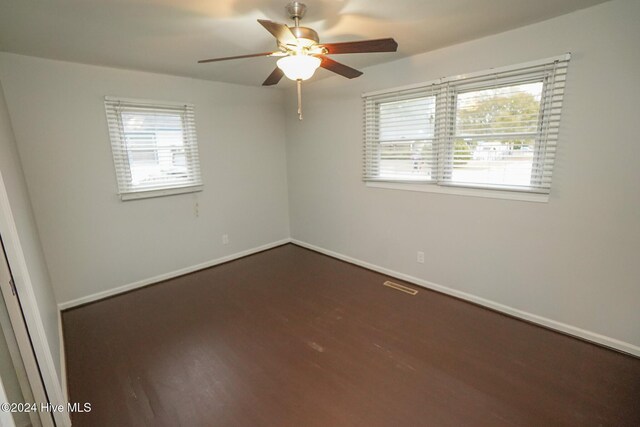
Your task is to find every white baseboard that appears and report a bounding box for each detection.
[291,239,640,358]
[58,239,291,311]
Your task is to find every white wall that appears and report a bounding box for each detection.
[0,53,290,306]
[285,0,640,352]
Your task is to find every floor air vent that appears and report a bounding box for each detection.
[383,281,418,295]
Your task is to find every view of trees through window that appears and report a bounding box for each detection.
[452,82,543,186]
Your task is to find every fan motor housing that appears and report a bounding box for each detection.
[288,26,319,46]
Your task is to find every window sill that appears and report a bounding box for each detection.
[366,181,549,203]
[120,185,203,201]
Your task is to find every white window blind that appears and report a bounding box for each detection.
[363,55,569,194]
[105,97,203,200]
[364,86,439,182]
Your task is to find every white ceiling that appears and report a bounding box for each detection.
[0,0,608,87]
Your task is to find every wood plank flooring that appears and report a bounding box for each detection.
[62,244,640,426]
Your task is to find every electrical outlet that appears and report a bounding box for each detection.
[417,251,425,264]
[194,201,199,218]
[222,234,229,245]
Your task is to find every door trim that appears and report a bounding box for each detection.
[0,171,70,426]
[1,236,48,427]
[0,259,43,427]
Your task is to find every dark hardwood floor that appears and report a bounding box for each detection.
[62,244,640,426]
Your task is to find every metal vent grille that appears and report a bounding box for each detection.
[383,281,418,295]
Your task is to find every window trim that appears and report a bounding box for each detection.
[120,185,203,201]
[366,181,549,203]
[104,96,203,201]
[362,54,570,198]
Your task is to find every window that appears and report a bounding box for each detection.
[376,95,436,181]
[363,55,570,196]
[105,97,203,200]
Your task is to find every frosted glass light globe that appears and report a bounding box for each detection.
[277,55,321,81]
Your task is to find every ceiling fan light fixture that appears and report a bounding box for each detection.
[277,54,321,81]
[197,2,398,119]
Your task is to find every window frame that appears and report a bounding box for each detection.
[362,54,570,202]
[104,97,203,201]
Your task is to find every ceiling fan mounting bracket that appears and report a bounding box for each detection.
[286,2,307,22]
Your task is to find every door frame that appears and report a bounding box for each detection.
[1,235,49,427]
[0,170,70,427]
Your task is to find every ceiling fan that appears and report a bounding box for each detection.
[198,2,398,119]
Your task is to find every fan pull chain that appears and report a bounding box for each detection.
[297,79,303,120]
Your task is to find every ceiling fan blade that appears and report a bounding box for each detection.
[258,19,298,46]
[320,38,398,55]
[198,52,275,64]
[318,56,363,79]
[262,67,285,86]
